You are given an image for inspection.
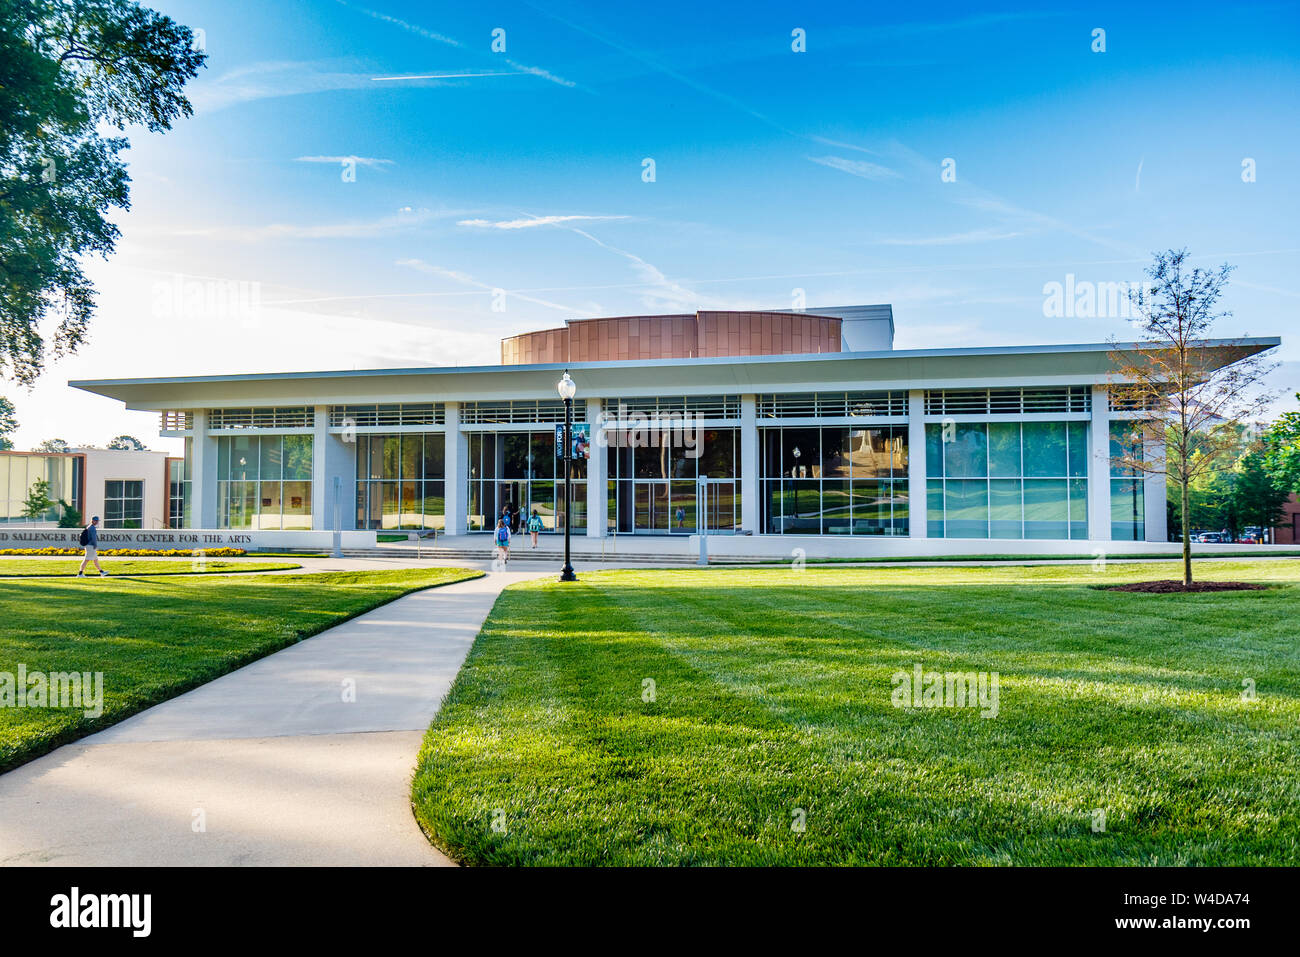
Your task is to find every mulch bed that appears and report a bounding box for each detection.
[1104,580,1269,593]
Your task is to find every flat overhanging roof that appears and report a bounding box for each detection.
[68,337,1280,411]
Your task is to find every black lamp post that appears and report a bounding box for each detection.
[558,371,578,582]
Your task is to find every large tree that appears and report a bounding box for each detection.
[0,0,205,385]
[1230,449,1290,540]
[107,433,145,449]
[1262,395,1300,494]
[1110,249,1276,587]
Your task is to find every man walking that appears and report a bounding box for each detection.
[77,516,107,577]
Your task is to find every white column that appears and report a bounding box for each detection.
[443,402,467,535]
[1144,436,1168,542]
[1088,385,1112,541]
[586,397,606,536]
[907,390,927,538]
[190,409,219,528]
[311,405,329,528]
[740,394,759,533]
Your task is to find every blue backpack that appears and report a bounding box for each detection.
[495,527,510,546]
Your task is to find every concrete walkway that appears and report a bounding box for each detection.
[0,568,545,866]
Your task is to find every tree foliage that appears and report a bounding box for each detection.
[107,433,145,449]
[0,0,205,384]
[1262,395,1300,494]
[20,475,52,518]
[0,394,16,449]
[1230,450,1290,536]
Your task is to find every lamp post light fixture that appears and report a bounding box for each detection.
[557,371,578,582]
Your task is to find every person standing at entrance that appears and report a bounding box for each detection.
[509,502,521,534]
[77,516,107,577]
[494,517,511,564]
[527,508,543,548]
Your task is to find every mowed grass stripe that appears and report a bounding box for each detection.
[414,578,805,865]
[413,562,1300,865]
[0,567,482,772]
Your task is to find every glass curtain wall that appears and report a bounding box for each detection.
[924,421,1088,539]
[467,430,585,533]
[216,434,313,530]
[1109,422,1146,540]
[354,433,445,530]
[606,428,740,534]
[167,454,191,528]
[759,427,908,534]
[0,453,81,523]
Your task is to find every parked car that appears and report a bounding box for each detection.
[1197,531,1230,543]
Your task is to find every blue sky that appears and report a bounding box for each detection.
[24,0,1300,450]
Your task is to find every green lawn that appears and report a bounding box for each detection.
[0,567,481,772]
[412,559,1300,865]
[0,559,300,577]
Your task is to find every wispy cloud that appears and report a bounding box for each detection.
[163,208,454,242]
[333,0,462,47]
[190,61,378,111]
[396,258,595,315]
[337,0,576,88]
[822,136,1143,258]
[371,72,521,81]
[806,155,901,181]
[458,214,629,230]
[568,229,732,311]
[295,155,395,169]
[877,228,1024,246]
[502,60,576,89]
[525,7,1063,134]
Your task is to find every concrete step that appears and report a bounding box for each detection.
[339,547,710,564]
[265,541,766,564]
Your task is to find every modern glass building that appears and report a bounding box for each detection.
[69,306,1279,551]
[0,447,171,528]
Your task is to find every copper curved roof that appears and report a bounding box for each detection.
[500,310,842,364]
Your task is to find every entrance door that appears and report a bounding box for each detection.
[634,482,669,532]
[497,481,524,530]
[692,478,739,534]
[669,480,696,533]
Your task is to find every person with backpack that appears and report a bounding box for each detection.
[527,509,544,548]
[77,516,107,577]
[494,517,511,564]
